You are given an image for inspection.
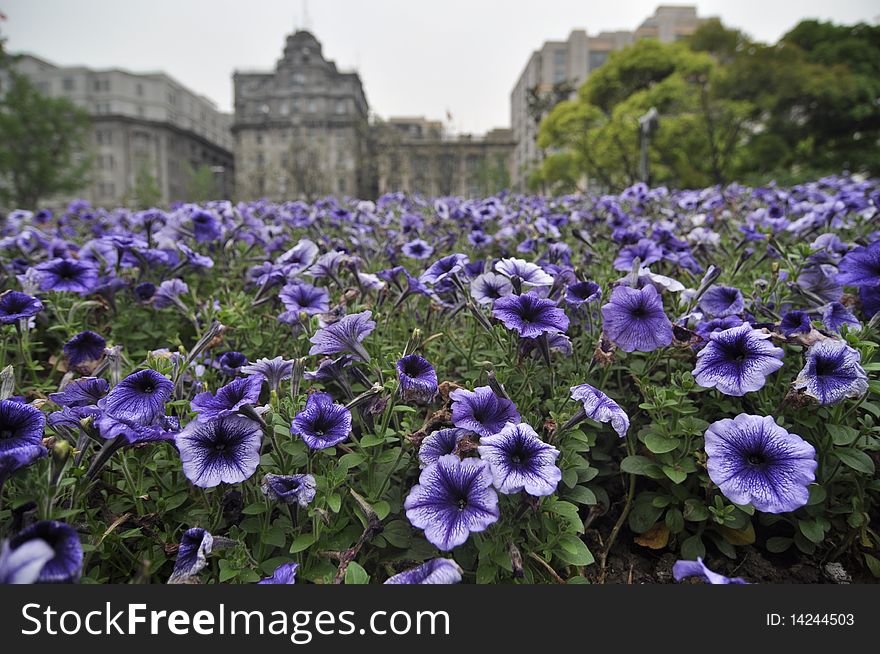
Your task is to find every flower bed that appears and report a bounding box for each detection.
[1,177,878,584]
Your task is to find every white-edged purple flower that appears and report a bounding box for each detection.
[308,311,376,362]
[35,258,98,294]
[699,286,745,318]
[836,240,880,288]
[673,557,748,584]
[820,302,861,333]
[402,239,434,260]
[384,558,463,584]
[291,392,352,450]
[396,354,439,404]
[190,375,263,422]
[98,369,173,424]
[470,272,513,306]
[168,527,213,583]
[704,414,817,514]
[494,257,554,289]
[8,520,83,583]
[261,473,317,507]
[792,339,868,405]
[694,323,784,396]
[418,428,469,468]
[569,383,630,438]
[240,356,294,394]
[492,292,569,339]
[477,422,562,496]
[175,415,263,488]
[258,562,299,584]
[601,284,673,352]
[450,386,521,438]
[0,290,43,325]
[565,280,602,308]
[63,330,106,366]
[404,454,500,551]
[420,253,469,286]
[279,281,330,316]
[0,538,54,584]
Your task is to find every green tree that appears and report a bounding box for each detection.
[184,163,218,203]
[0,69,92,208]
[132,163,162,207]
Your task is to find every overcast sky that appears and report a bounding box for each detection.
[2,1,877,133]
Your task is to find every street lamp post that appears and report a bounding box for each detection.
[638,107,659,186]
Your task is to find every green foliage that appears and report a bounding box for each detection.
[0,68,92,208]
[132,163,162,208]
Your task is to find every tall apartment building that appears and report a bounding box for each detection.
[232,30,370,200]
[2,54,234,206]
[374,117,515,197]
[510,5,706,190]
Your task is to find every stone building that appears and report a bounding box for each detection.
[1,53,234,206]
[510,5,707,190]
[374,117,515,197]
[232,30,370,200]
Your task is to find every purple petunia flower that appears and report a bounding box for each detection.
[63,330,106,366]
[613,238,664,271]
[396,354,439,404]
[384,558,463,584]
[9,520,83,583]
[418,428,469,468]
[404,454,500,551]
[99,369,173,425]
[792,339,868,405]
[175,415,263,488]
[569,383,630,438]
[494,257,554,289]
[449,386,521,438]
[279,281,330,317]
[190,375,263,422]
[565,281,602,308]
[470,272,513,306]
[217,351,248,376]
[861,286,880,318]
[402,239,434,260]
[258,562,299,585]
[420,253,469,286]
[169,528,213,583]
[699,286,745,318]
[492,293,569,339]
[308,311,376,362]
[239,356,294,394]
[291,392,352,450]
[704,414,817,514]
[261,474,317,507]
[693,323,784,396]
[0,538,54,584]
[836,240,880,288]
[779,310,812,336]
[0,291,43,325]
[477,422,562,496]
[35,258,98,294]
[190,209,222,243]
[673,557,748,584]
[820,302,861,333]
[601,284,673,353]
[0,399,48,483]
[49,377,109,409]
[152,278,189,309]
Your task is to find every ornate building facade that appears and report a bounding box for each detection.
[232,30,370,200]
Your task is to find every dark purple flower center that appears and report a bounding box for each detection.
[746,452,766,467]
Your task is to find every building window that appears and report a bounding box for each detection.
[62,77,75,91]
[136,82,144,96]
[588,50,609,71]
[280,100,289,115]
[335,100,346,115]
[256,152,265,167]
[168,90,177,105]
[291,72,306,85]
[554,50,566,65]
[338,177,346,194]
[554,68,567,82]
[307,100,317,113]
[256,134,263,145]
[36,81,50,93]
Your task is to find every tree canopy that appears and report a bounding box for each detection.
[533,18,880,193]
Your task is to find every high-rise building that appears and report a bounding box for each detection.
[1,53,235,206]
[374,117,515,197]
[232,30,370,200]
[510,5,706,190]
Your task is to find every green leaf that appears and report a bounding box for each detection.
[382,520,412,548]
[628,501,664,534]
[834,447,876,475]
[665,507,684,533]
[864,553,880,578]
[561,467,579,488]
[644,433,680,454]
[338,453,366,469]
[798,519,825,544]
[372,501,391,520]
[327,493,342,513]
[682,498,709,521]
[554,535,594,566]
[344,561,370,585]
[242,502,268,515]
[565,486,597,505]
[661,465,687,484]
[680,534,705,560]
[827,425,860,446]
[359,434,386,447]
[289,533,316,553]
[620,455,661,477]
